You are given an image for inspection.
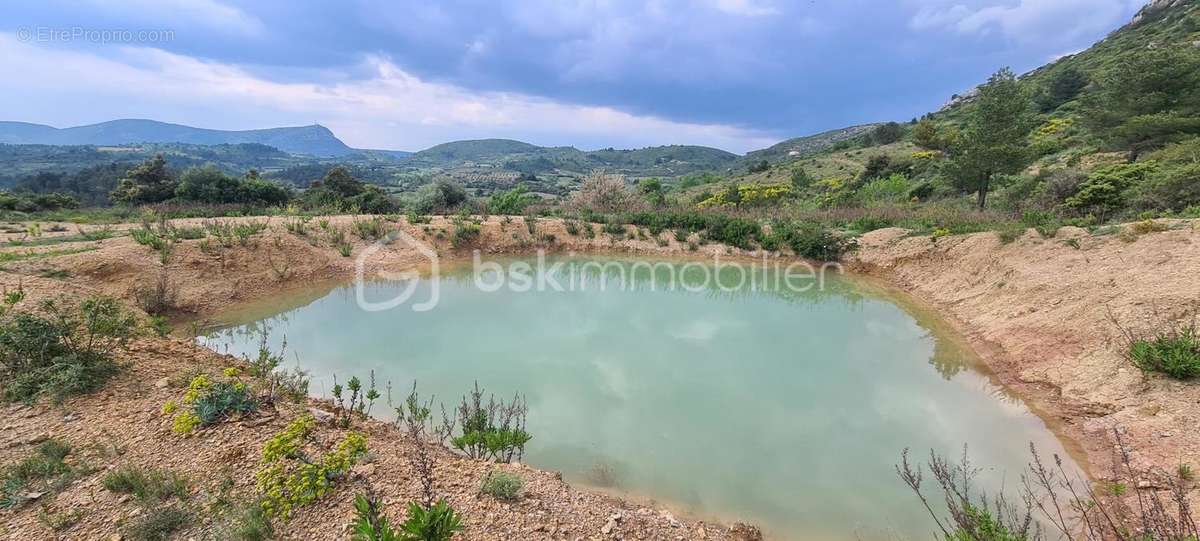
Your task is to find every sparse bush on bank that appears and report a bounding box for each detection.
[1128,324,1200,380]
[480,470,524,501]
[899,429,1198,541]
[1112,309,1200,380]
[0,295,136,403]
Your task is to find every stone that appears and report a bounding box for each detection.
[731,523,764,541]
[601,519,617,535]
[308,407,336,424]
[154,377,170,389]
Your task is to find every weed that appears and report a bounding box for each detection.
[147,315,172,337]
[77,226,115,241]
[125,506,191,541]
[1128,325,1200,379]
[406,211,432,225]
[1132,219,1170,235]
[353,217,391,240]
[135,268,177,316]
[37,268,70,279]
[337,242,353,257]
[898,428,1198,541]
[564,220,581,236]
[1179,463,1195,481]
[602,222,626,238]
[102,465,189,502]
[284,216,310,236]
[37,506,82,531]
[225,502,274,541]
[0,439,75,509]
[996,226,1025,244]
[480,470,524,501]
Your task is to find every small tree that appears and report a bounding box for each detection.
[912,119,942,150]
[871,122,904,145]
[638,178,666,207]
[1036,66,1089,112]
[790,168,814,190]
[947,68,1035,210]
[110,154,176,205]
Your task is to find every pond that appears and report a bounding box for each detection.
[199,254,1079,540]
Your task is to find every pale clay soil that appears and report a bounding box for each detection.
[0,214,1197,539]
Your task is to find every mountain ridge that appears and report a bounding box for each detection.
[0,119,358,157]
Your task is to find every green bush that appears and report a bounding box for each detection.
[765,221,855,261]
[450,383,531,463]
[1128,325,1200,379]
[480,470,524,501]
[489,185,535,215]
[0,296,135,403]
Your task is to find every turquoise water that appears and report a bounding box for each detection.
[200,255,1078,540]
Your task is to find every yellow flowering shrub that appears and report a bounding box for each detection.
[256,414,368,518]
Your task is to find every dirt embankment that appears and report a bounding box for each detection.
[850,223,1200,487]
[0,216,763,541]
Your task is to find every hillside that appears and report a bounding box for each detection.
[407,138,739,176]
[742,124,882,165]
[0,119,357,157]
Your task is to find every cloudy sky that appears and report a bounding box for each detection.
[0,0,1146,153]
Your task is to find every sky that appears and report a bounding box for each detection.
[0,0,1147,154]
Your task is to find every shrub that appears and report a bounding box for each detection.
[450,221,481,249]
[765,221,855,261]
[568,172,640,213]
[450,383,531,463]
[0,296,135,403]
[1128,324,1200,379]
[489,184,536,215]
[480,470,524,501]
[256,415,367,518]
[169,371,258,434]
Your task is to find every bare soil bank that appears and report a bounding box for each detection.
[1,214,1197,538]
[850,223,1200,493]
